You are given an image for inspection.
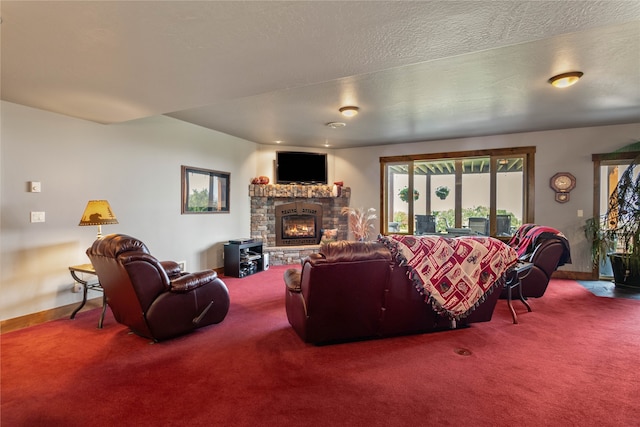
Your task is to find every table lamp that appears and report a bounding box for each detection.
[79,200,119,239]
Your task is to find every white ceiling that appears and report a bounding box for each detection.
[2,1,639,149]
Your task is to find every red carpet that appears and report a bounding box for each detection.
[2,265,640,426]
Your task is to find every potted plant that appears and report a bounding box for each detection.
[398,187,419,202]
[584,216,614,270]
[435,186,450,200]
[587,154,640,288]
[341,207,377,241]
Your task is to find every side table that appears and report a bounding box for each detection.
[505,261,534,324]
[69,264,106,328]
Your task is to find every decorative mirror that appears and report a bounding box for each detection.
[181,166,230,214]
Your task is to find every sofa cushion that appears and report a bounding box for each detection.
[317,241,392,263]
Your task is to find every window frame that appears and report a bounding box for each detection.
[181,165,231,214]
[591,150,640,279]
[380,146,535,238]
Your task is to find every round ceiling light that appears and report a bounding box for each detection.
[326,122,346,129]
[548,71,583,88]
[339,106,359,117]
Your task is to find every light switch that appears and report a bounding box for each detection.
[30,211,45,223]
[577,209,584,217]
[29,181,42,193]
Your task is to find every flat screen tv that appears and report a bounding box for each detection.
[276,151,328,184]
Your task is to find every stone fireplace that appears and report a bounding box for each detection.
[249,184,350,265]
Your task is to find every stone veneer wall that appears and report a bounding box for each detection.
[249,184,350,265]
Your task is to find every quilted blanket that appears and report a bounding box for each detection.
[508,224,572,265]
[379,235,518,320]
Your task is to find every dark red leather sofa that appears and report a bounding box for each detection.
[284,240,503,344]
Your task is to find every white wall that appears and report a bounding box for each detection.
[334,123,640,274]
[1,101,258,321]
[254,144,336,184]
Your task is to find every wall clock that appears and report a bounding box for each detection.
[550,172,576,203]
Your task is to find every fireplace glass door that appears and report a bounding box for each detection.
[282,215,316,240]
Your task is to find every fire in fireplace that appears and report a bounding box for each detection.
[276,202,323,246]
[283,216,315,239]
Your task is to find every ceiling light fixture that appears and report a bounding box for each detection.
[339,106,359,117]
[548,71,583,88]
[326,122,346,129]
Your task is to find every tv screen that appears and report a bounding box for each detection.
[276,151,327,184]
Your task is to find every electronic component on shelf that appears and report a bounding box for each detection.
[229,238,254,244]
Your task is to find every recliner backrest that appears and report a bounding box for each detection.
[88,233,150,258]
[87,234,166,338]
[315,241,392,263]
[529,239,565,280]
[298,241,392,342]
[119,252,171,309]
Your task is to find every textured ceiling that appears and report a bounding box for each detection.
[1,1,639,148]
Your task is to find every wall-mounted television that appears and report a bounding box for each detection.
[276,151,328,184]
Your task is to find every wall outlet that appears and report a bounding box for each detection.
[177,261,186,272]
[72,283,83,293]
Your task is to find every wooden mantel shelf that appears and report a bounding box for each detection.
[249,184,350,199]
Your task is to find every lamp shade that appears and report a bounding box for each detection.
[79,200,119,226]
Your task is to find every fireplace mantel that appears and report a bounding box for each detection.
[249,184,350,264]
[249,184,350,199]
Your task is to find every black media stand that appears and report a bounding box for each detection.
[224,240,263,278]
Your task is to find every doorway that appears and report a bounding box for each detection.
[593,150,640,279]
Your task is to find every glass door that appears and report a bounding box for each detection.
[593,151,640,279]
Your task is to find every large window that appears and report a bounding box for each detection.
[381,147,535,239]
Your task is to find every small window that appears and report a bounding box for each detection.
[181,166,230,214]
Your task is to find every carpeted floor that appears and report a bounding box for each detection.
[2,266,640,426]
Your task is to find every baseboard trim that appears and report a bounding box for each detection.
[552,270,594,281]
[1,297,103,334]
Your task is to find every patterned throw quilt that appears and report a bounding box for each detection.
[379,235,518,320]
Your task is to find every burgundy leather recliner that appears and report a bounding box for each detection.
[501,224,572,298]
[87,234,230,341]
[284,241,502,344]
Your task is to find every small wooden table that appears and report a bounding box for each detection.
[69,263,106,328]
[505,261,534,324]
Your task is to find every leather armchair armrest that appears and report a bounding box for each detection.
[305,252,326,266]
[161,261,183,279]
[170,270,218,293]
[284,268,302,292]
